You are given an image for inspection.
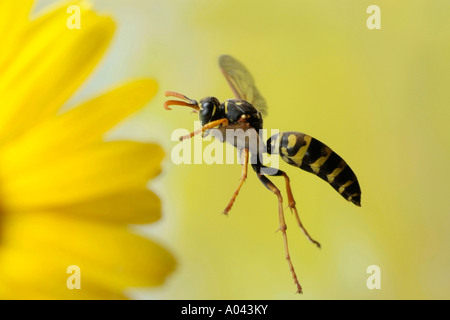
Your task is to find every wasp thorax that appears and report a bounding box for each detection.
[199,97,221,125]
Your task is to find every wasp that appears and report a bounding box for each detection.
[164,55,361,293]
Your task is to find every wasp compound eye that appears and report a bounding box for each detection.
[202,101,213,112]
[200,101,216,125]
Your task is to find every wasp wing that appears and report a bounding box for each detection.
[219,55,268,117]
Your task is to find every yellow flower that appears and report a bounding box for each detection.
[0,1,175,299]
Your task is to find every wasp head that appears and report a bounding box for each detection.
[199,97,221,126]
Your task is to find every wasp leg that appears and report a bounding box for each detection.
[179,118,229,141]
[223,148,249,215]
[283,173,321,248]
[260,166,321,248]
[255,169,303,294]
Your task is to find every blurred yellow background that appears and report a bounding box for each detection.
[37,0,450,299]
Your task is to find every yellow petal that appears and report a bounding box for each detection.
[0,212,175,299]
[0,3,115,143]
[0,247,130,299]
[0,79,158,176]
[0,0,34,66]
[0,0,33,32]
[55,188,162,224]
[1,141,165,211]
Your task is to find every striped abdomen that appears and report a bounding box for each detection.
[267,131,361,206]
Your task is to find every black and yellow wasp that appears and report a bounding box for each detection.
[164,55,361,293]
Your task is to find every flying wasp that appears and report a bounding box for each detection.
[164,55,362,294]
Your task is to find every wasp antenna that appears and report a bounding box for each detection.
[164,91,199,111]
[165,91,198,104]
[164,99,200,111]
[165,91,186,99]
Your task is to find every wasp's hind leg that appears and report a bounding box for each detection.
[223,148,249,215]
[260,166,321,248]
[253,164,303,294]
